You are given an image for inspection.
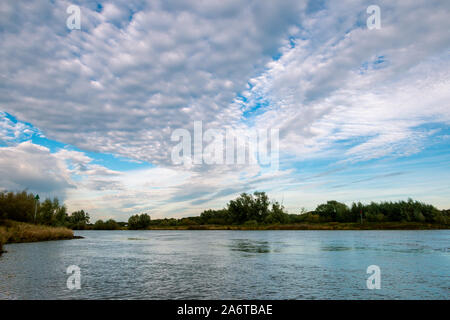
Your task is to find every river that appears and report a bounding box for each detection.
[0,230,448,299]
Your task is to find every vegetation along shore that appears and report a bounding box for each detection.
[0,220,75,243]
[0,220,77,255]
[0,191,88,254]
[0,191,448,251]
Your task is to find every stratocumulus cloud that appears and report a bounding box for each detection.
[0,0,449,220]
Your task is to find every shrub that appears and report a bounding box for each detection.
[93,219,121,230]
[68,210,90,230]
[128,213,151,230]
[243,220,258,227]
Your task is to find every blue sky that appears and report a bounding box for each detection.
[0,0,449,221]
[1,112,151,171]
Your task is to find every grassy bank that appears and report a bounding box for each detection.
[0,220,76,249]
[144,222,449,230]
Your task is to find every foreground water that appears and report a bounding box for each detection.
[0,230,448,299]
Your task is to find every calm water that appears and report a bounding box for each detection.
[0,230,448,299]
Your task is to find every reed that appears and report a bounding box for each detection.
[0,220,74,245]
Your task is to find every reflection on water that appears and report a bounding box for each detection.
[0,230,448,299]
[229,239,271,253]
[321,245,353,251]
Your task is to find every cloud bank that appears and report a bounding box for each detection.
[1,0,449,219]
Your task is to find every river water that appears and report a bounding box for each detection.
[0,230,448,299]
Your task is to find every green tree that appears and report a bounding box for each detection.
[128,213,151,229]
[227,192,272,224]
[38,198,55,225]
[54,205,68,226]
[93,219,120,230]
[227,193,254,224]
[265,201,289,224]
[69,210,90,229]
[315,201,349,222]
[0,190,35,222]
[200,209,230,225]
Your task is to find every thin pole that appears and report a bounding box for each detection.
[34,194,39,223]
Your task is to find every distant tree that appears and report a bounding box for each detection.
[0,190,35,222]
[128,213,151,229]
[350,202,364,222]
[54,204,68,226]
[179,217,200,226]
[93,219,120,230]
[265,201,289,224]
[105,219,120,230]
[69,210,90,229]
[38,198,56,225]
[200,209,230,225]
[315,201,349,222]
[227,193,254,224]
[0,191,89,228]
[93,219,105,229]
[117,221,128,228]
[128,215,140,229]
[253,191,271,222]
[227,192,273,224]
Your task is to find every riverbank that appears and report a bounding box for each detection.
[144,221,449,230]
[0,220,79,254]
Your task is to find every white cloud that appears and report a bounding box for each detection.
[240,0,450,163]
[0,142,73,197]
[1,1,450,217]
[0,0,308,164]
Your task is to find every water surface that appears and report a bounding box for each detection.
[0,230,448,299]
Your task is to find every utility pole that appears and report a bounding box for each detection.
[34,194,40,223]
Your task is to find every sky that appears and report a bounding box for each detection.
[0,0,449,222]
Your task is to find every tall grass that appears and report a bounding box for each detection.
[0,220,74,244]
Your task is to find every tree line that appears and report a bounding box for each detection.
[127,192,449,228]
[1,190,448,230]
[0,191,90,229]
[293,199,448,224]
